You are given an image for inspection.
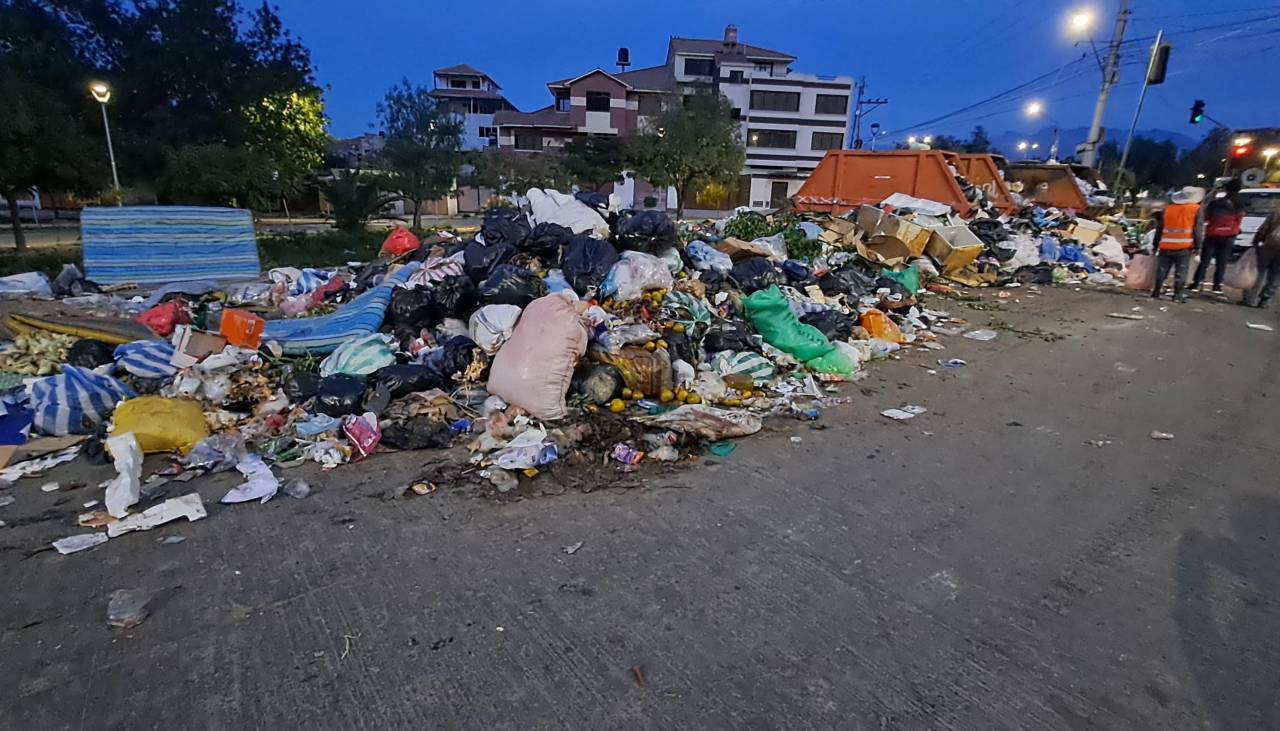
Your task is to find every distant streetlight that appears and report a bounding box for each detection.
[1069,10,1094,34]
[1024,101,1059,162]
[922,135,933,145]
[1017,141,1028,150]
[88,81,121,205]
[907,135,917,144]
[1233,136,1254,146]
[868,122,888,151]
[1025,100,1044,118]
[1196,173,1206,179]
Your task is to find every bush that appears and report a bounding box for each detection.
[0,246,82,278]
[257,230,387,269]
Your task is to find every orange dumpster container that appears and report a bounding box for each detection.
[1005,163,1110,214]
[955,154,1016,214]
[794,150,977,218]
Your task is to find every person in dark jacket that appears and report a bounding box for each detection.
[1244,211,1280,308]
[1193,178,1245,294]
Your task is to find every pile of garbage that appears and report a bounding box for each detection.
[0,187,1152,556]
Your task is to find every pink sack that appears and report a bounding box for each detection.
[1224,248,1259,291]
[1124,254,1156,291]
[486,294,588,420]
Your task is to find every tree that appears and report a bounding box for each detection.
[317,170,396,231]
[160,144,276,209]
[966,125,992,153]
[464,149,570,199]
[1099,136,1179,193]
[560,136,630,190]
[630,90,745,218]
[1176,129,1232,183]
[0,0,105,250]
[375,80,464,230]
[243,91,329,207]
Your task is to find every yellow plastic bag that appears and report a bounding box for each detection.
[110,396,210,454]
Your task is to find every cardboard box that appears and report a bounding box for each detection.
[925,225,985,274]
[170,325,229,369]
[822,217,858,237]
[856,236,914,268]
[1069,218,1106,245]
[715,237,774,261]
[856,205,930,257]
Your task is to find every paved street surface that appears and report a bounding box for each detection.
[2,286,1278,730]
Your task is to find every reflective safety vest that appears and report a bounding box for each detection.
[1160,203,1198,251]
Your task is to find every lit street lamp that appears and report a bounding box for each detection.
[89,81,122,205]
[1069,10,1094,34]
[1024,100,1060,162]
[868,122,889,151]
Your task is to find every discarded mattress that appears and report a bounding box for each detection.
[3,313,155,345]
[81,206,261,286]
[262,263,420,355]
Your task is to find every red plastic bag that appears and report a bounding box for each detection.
[380,227,421,257]
[136,300,189,337]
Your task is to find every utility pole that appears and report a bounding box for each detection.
[1081,0,1130,167]
[850,76,887,149]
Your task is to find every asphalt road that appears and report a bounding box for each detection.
[2,286,1278,730]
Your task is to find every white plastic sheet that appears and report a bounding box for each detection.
[526,188,610,239]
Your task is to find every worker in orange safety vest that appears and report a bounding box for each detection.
[1151,186,1205,302]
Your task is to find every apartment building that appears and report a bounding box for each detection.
[487,26,852,211]
[428,64,518,150]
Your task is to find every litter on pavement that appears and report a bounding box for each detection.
[0,185,1182,557]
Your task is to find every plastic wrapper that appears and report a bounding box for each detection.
[181,433,247,473]
[592,345,672,396]
[686,241,733,273]
[614,210,678,253]
[110,396,210,454]
[479,265,547,308]
[859,310,904,344]
[106,588,153,629]
[521,222,573,261]
[463,240,517,283]
[469,304,522,355]
[800,310,854,342]
[571,363,622,404]
[595,323,660,353]
[601,251,673,301]
[561,235,620,295]
[104,432,143,518]
[315,374,368,417]
[661,291,712,338]
[730,256,784,294]
[67,339,116,369]
[342,412,381,461]
[487,295,589,420]
[635,404,762,439]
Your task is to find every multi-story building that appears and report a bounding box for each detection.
[490,26,852,211]
[428,64,518,150]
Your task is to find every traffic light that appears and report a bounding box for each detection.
[1189,100,1205,124]
[1147,43,1172,85]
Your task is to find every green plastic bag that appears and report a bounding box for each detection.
[880,267,921,293]
[743,286,851,376]
[710,350,775,385]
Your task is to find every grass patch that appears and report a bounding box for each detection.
[256,230,387,269]
[0,246,82,278]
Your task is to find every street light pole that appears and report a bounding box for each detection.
[89,81,121,206]
[1114,29,1164,193]
[1080,0,1131,167]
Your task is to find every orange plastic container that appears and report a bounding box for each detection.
[219,308,265,349]
[859,309,903,343]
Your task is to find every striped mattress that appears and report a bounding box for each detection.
[263,263,420,355]
[82,206,261,285]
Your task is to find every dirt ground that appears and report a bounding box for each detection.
[1,283,1278,730]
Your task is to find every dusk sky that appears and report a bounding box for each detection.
[273,0,1280,149]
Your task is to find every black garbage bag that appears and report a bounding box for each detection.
[730,256,784,294]
[703,320,761,353]
[283,371,321,403]
[388,286,439,330]
[430,275,479,319]
[381,416,454,450]
[315,374,367,417]
[372,363,446,398]
[521,222,574,262]
[575,190,609,211]
[819,265,878,297]
[351,261,389,292]
[570,363,622,405]
[662,330,698,365]
[969,218,1010,247]
[479,265,547,308]
[875,276,912,299]
[614,210,678,254]
[800,310,855,341]
[463,240,517,283]
[561,235,619,295]
[481,208,530,247]
[421,335,478,384]
[67,339,116,369]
